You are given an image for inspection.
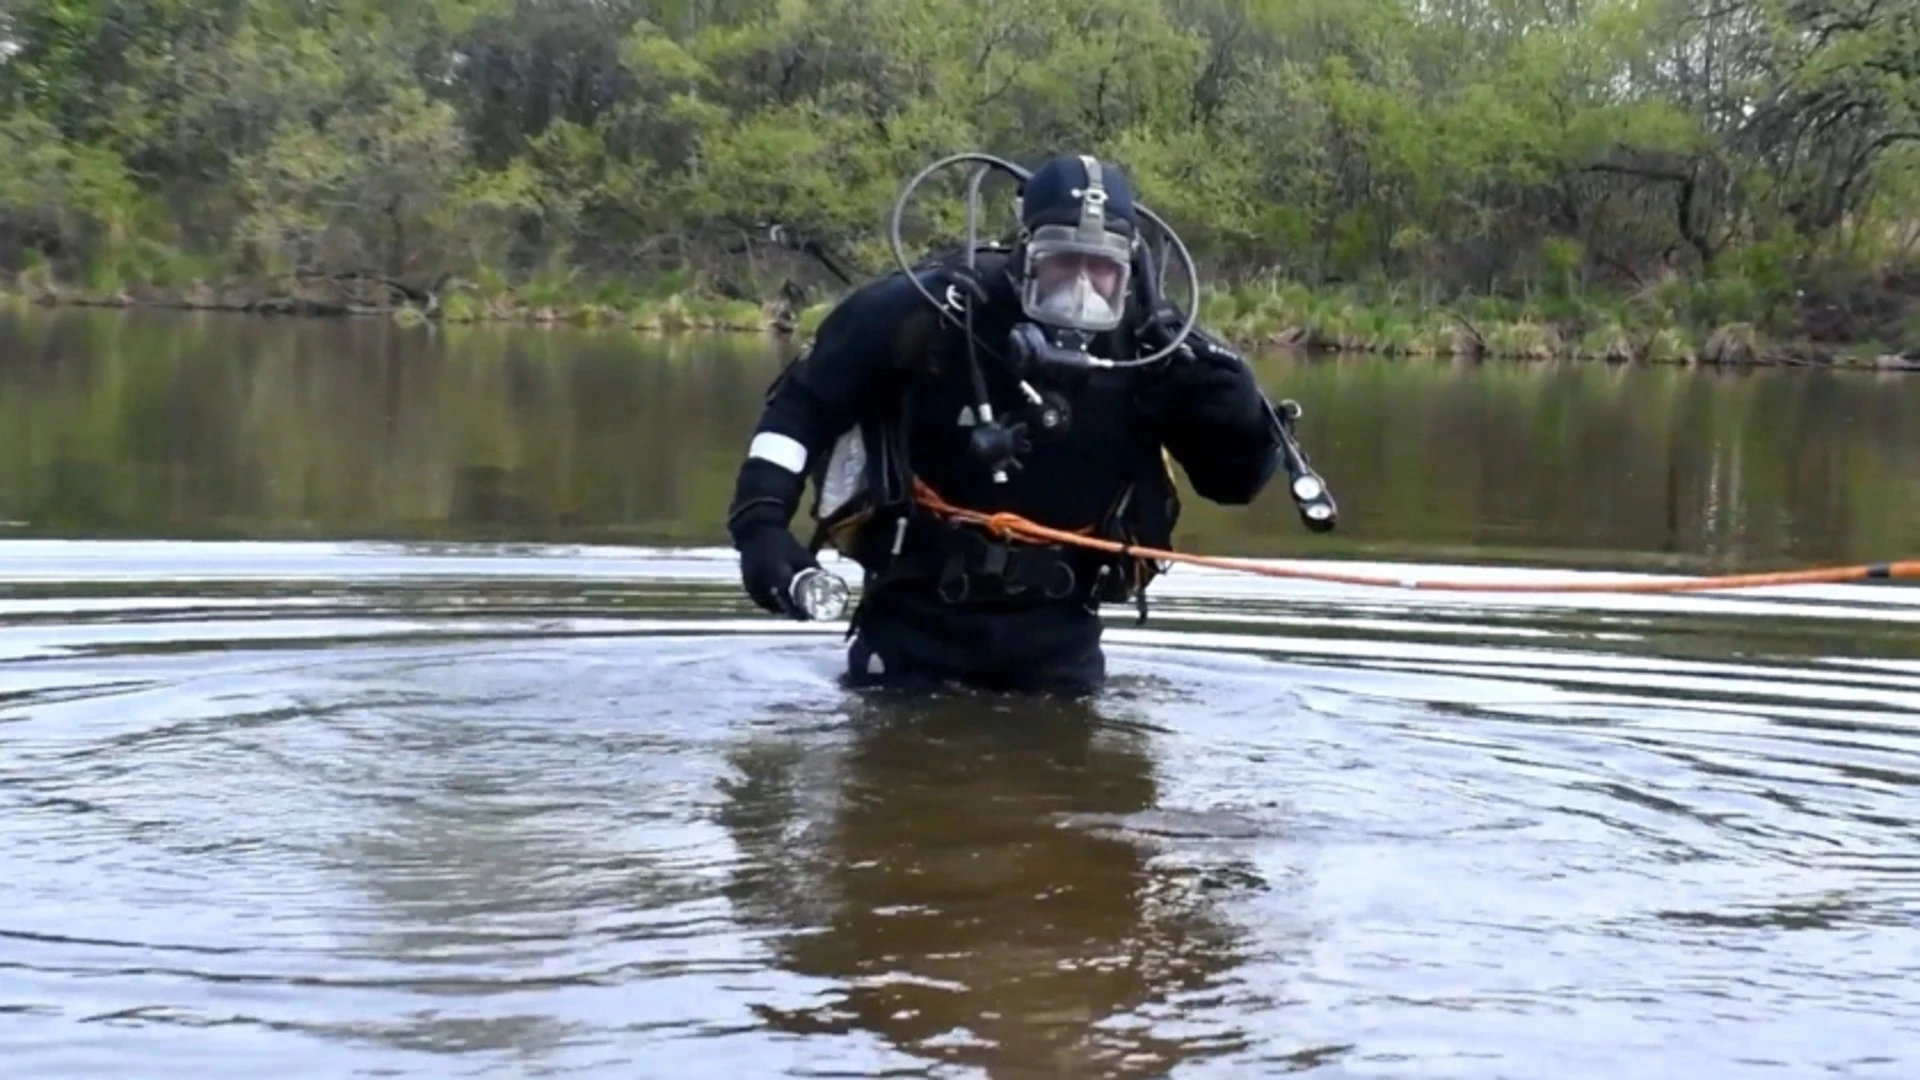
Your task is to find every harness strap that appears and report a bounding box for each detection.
[903,476,1162,622]
[859,478,1151,611]
[930,524,1085,604]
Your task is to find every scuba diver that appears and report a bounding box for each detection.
[725,152,1334,695]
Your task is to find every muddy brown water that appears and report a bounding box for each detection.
[2,307,1917,1078]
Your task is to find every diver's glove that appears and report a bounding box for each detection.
[736,526,819,618]
[1133,306,1270,439]
[1136,303,1243,366]
[728,454,819,619]
[919,261,991,312]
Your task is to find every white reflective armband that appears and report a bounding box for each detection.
[748,431,809,474]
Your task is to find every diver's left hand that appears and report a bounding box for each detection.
[1135,303,1244,367]
[1133,313,1265,433]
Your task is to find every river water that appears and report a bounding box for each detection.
[2,307,1918,1078]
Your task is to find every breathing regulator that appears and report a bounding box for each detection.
[885,151,1338,534]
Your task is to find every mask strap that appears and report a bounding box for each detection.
[1074,155,1108,244]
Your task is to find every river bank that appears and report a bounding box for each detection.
[6,268,1916,371]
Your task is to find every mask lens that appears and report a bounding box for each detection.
[1026,248,1129,330]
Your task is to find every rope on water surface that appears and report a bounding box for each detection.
[911,482,1920,595]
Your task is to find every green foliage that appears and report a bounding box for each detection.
[0,110,144,255]
[237,84,469,276]
[0,0,1914,351]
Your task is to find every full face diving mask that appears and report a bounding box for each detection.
[1016,158,1134,334]
[1019,232,1132,333]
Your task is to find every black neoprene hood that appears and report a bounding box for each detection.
[1018,155,1140,237]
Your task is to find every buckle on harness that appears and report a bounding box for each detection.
[978,538,1010,579]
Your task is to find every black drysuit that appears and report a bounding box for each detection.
[727,259,1282,694]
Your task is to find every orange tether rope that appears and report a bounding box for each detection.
[909,481,1920,595]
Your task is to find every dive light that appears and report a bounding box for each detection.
[1268,397,1337,533]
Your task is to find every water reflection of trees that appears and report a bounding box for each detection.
[716,691,1265,1078]
[0,308,783,542]
[2,306,1918,567]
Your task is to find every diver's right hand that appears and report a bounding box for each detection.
[925,262,990,311]
[737,527,819,618]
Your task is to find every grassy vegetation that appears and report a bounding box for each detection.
[9,260,1915,368]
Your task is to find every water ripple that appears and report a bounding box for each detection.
[2,541,1917,1078]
